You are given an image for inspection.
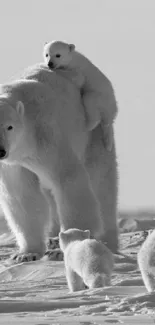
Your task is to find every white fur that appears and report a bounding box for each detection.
[59,228,114,292]
[0,64,118,258]
[43,41,118,151]
[138,230,155,292]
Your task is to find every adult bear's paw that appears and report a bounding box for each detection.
[47,236,60,249]
[42,248,63,261]
[10,252,41,264]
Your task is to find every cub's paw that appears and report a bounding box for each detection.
[47,236,60,249]
[42,248,63,261]
[10,252,40,264]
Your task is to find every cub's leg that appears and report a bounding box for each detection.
[101,122,113,152]
[65,266,85,292]
[83,92,114,151]
[138,268,155,293]
[100,86,118,152]
[0,164,50,262]
[83,92,101,131]
[137,230,155,292]
[84,273,105,289]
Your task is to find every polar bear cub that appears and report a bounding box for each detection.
[59,228,114,292]
[43,41,118,151]
[138,229,155,292]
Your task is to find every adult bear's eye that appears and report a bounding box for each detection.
[56,54,61,58]
[46,54,48,57]
[7,126,13,131]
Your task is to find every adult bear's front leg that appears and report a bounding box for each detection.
[0,164,50,262]
[35,137,103,239]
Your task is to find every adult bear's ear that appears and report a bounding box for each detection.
[16,101,24,117]
[69,44,75,52]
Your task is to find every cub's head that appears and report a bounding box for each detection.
[43,40,75,70]
[0,98,24,161]
[59,228,90,251]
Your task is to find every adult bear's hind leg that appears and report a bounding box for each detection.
[0,165,50,262]
[85,125,119,253]
[98,147,118,253]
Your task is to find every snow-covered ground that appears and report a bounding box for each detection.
[0,213,155,324]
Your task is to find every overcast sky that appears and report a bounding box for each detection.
[0,0,154,210]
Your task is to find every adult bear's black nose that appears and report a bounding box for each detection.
[0,147,7,159]
[48,61,54,69]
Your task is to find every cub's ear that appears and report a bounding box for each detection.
[84,230,90,238]
[59,231,66,241]
[16,101,24,117]
[69,43,75,52]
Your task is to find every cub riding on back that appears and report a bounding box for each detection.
[43,40,118,151]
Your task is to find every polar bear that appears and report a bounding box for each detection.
[0,63,118,262]
[43,41,118,151]
[59,228,114,292]
[138,230,155,292]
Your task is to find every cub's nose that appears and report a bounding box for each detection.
[0,147,7,159]
[48,61,54,69]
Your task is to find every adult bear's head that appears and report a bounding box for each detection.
[0,97,25,161]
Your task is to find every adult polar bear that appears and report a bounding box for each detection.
[0,63,118,260]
